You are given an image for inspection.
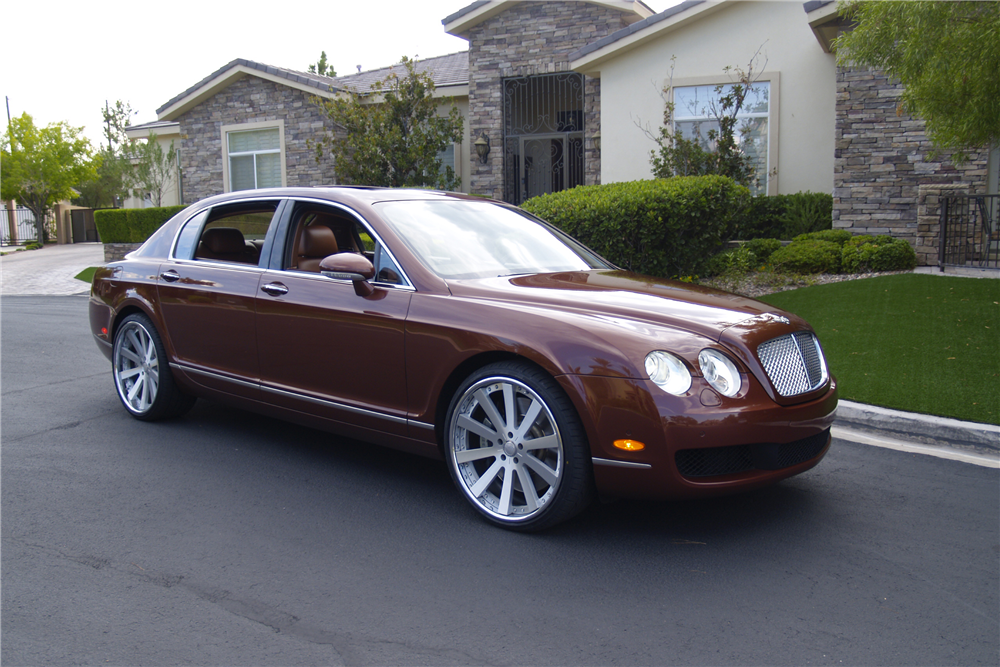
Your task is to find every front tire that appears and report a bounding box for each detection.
[444,361,593,531]
[112,314,195,421]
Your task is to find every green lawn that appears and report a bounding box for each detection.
[759,273,1000,425]
[74,267,99,283]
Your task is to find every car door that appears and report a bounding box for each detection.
[156,199,284,400]
[255,200,413,436]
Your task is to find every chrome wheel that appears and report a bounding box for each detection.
[114,319,160,415]
[112,314,195,421]
[446,362,592,530]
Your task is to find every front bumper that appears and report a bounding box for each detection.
[558,373,839,500]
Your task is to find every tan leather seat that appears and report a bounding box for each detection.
[196,227,256,263]
[295,226,339,272]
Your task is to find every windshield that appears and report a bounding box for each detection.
[375,200,611,279]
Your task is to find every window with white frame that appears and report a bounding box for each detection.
[227,127,282,191]
[673,81,770,194]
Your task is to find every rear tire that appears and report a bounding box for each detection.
[112,314,195,421]
[444,361,594,531]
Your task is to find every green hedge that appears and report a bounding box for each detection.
[737,191,833,240]
[841,235,918,273]
[522,176,750,277]
[770,239,843,274]
[94,205,186,243]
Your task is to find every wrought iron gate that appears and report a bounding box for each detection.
[939,195,999,269]
[503,73,585,204]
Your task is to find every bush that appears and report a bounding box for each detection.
[779,192,833,238]
[745,238,783,264]
[793,229,853,246]
[770,239,842,274]
[736,192,833,240]
[841,235,918,273]
[703,238,784,277]
[94,205,186,243]
[522,176,750,277]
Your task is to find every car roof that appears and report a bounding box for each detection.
[193,186,493,210]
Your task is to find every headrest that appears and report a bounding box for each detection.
[202,227,246,254]
[300,225,339,257]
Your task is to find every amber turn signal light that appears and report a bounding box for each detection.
[614,439,645,452]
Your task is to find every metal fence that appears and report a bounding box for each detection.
[2,208,56,246]
[939,195,999,269]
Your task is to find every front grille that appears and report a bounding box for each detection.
[675,429,830,478]
[757,331,828,397]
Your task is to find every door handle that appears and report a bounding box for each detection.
[261,282,289,297]
[160,270,180,282]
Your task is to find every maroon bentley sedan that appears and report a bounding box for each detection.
[89,187,837,530]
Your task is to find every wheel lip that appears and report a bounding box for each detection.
[112,319,159,416]
[447,373,565,525]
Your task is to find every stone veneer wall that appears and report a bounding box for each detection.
[467,1,631,199]
[834,67,989,265]
[178,77,338,203]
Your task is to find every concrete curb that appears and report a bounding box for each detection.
[835,400,1000,459]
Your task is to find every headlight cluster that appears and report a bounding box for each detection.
[644,348,743,397]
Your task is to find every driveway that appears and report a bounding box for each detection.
[0,243,105,296]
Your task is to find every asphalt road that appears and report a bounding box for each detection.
[3,296,998,666]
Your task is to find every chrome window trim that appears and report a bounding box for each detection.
[286,196,416,290]
[275,267,417,293]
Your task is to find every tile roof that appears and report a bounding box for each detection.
[803,0,835,13]
[156,52,469,117]
[569,0,706,61]
[442,0,492,25]
[156,58,342,115]
[329,51,470,93]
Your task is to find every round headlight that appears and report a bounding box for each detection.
[644,351,692,395]
[698,349,742,398]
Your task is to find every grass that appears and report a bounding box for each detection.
[759,273,1000,425]
[74,267,99,283]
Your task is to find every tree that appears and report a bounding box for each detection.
[133,134,178,207]
[646,53,766,191]
[308,51,337,78]
[314,56,464,189]
[834,1,1000,158]
[1,113,93,241]
[74,100,138,208]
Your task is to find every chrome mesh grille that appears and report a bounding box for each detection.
[757,331,828,397]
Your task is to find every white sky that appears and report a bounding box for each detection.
[2,0,677,148]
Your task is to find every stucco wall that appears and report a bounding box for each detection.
[593,1,836,195]
[177,76,338,203]
[467,1,631,199]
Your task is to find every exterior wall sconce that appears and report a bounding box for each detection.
[474,133,490,164]
[593,130,601,154]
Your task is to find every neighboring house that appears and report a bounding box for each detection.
[134,0,994,265]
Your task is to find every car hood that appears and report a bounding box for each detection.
[447,270,804,342]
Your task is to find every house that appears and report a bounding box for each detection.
[132,0,994,266]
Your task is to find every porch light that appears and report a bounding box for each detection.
[474,133,490,164]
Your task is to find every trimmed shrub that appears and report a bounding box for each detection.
[793,229,853,246]
[94,205,186,243]
[770,239,842,274]
[841,235,918,273]
[745,238,783,264]
[522,176,750,277]
[737,195,788,240]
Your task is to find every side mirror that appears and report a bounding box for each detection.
[320,253,377,297]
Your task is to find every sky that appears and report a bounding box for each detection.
[2,0,678,148]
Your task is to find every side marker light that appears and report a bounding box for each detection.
[614,439,645,452]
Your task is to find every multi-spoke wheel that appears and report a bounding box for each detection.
[445,361,593,530]
[112,314,195,421]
